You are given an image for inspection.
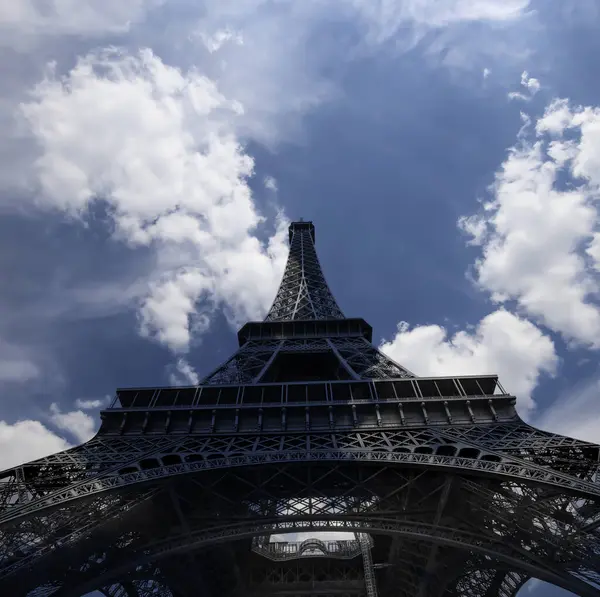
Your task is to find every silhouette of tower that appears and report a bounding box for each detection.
[1,220,600,597]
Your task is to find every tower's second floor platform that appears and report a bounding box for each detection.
[100,374,515,436]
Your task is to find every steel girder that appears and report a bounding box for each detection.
[21,510,600,597]
[1,458,600,596]
[1,421,600,595]
[101,579,174,597]
[3,220,600,597]
[265,222,344,322]
[200,337,412,385]
[2,424,600,527]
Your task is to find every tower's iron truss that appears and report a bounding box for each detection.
[1,221,599,596]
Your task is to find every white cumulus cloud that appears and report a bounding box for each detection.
[0,401,102,472]
[0,419,70,470]
[536,98,600,188]
[461,97,600,347]
[21,48,288,353]
[139,268,214,353]
[49,403,97,444]
[380,309,558,415]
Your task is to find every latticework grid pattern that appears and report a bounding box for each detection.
[265,223,345,321]
[1,221,599,597]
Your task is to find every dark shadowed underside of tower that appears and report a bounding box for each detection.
[1,221,600,597]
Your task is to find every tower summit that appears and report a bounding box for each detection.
[202,220,412,386]
[265,220,344,321]
[1,221,600,596]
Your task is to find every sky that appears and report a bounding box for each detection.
[1,1,600,595]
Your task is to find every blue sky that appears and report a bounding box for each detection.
[2,2,600,595]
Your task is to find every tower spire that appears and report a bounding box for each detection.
[265,220,345,321]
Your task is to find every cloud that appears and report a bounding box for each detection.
[0,0,536,191]
[20,48,245,224]
[349,0,529,36]
[0,0,160,41]
[198,27,243,53]
[264,176,278,192]
[0,356,38,383]
[536,98,600,187]
[185,1,337,147]
[20,48,288,353]
[0,0,544,363]
[182,0,535,146]
[461,97,600,347]
[168,358,200,385]
[521,70,540,94]
[0,419,70,470]
[139,268,214,353]
[0,339,40,383]
[345,0,534,72]
[458,214,488,245]
[49,403,97,443]
[0,336,66,413]
[380,309,558,415]
[74,398,108,410]
[587,233,600,271]
[508,70,540,101]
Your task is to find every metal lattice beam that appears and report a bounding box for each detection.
[265,221,344,321]
[1,221,599,597]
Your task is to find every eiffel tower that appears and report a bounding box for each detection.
[1,220,600,597]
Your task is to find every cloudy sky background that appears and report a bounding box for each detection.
[2,2,600,594]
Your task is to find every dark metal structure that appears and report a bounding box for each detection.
[1,220,600,596]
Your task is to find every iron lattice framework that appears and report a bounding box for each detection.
[1,220,600,597]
